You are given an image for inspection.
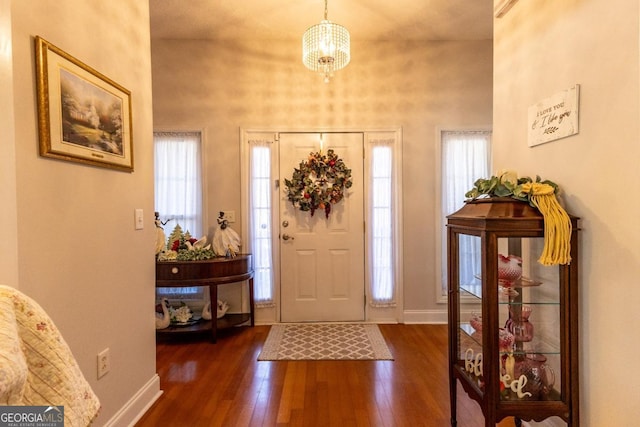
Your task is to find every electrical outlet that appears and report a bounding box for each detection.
[222,211,236,223]
[97,348,110,379]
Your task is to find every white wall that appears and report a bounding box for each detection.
[0,0,19,286]
[151,38,494,321]
[493,0,640,424]
[6,1,159,425]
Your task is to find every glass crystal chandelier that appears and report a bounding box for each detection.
[302,0,351,83]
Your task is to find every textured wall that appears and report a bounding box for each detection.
[9,1,157,424]
[0,0,18,286]
[151,38,493,314]
[494,0,640,424]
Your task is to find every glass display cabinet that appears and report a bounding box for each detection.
[447,198,579,426]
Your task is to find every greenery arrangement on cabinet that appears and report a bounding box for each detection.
[465,171,572,266]
[156,223,216,261]
[464,171,559,204]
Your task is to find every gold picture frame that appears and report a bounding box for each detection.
[494,0,519,18]
[35,36,134,172]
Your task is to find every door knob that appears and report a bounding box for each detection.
[282,234,295,241]
[282,220,289,227]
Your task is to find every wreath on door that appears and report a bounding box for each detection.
[284,149,353,218]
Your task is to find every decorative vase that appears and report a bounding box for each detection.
[469,311,482,332]
[498,254,522,286]
[515,353,555,399]
[506,305,534,342]
[498,328,515,353]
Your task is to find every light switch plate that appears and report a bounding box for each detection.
[134,209,144,230]
[222,211,236,223]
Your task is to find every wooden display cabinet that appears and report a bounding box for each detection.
[447,198,579,426]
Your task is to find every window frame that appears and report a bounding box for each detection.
[154,129,207,303]
[435,127,492,304]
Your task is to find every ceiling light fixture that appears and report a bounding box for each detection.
[302,0,350,83]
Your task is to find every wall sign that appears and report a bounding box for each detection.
[527,84,580,147]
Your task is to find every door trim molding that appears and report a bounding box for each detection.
[240,127,403,324]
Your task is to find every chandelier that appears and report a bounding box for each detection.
[302,0,351,83]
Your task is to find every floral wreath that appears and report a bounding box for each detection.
[284,149,353,218]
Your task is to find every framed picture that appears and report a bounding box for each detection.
[35,36,134,172]
[494,0,519,18]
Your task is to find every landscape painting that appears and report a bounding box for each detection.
[60,68,124,156]
[35,36,133,172]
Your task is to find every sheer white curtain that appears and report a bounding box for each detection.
[248,141,274,306]
[154,131,204,299]
[369,140,395,307]
[154,132,203,237]
[441,130,491,294]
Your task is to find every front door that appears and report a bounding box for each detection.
[279,132,365,322]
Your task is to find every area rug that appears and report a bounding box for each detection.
[257,323,393,361]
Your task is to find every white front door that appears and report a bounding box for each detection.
[279,132,365,322]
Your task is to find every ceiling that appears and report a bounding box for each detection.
[149,0,493,42]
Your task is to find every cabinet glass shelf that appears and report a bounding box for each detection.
[460,287,560,305]
[459,324,561,356]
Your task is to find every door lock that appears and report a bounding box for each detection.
[282,220,289,227]
[282,234,294,241]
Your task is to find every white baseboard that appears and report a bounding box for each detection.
[102,374,163,427]
[402,309,448,324]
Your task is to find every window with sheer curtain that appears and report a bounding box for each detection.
[154,131,204,300]
[369,142,395,306]
[440,130,491,296]
[248,141,275,306]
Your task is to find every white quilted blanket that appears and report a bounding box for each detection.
[0,285,100,426]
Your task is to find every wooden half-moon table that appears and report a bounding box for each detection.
[156,254,253,342]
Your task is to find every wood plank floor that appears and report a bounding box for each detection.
[136,324,516,427]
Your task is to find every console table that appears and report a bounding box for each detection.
[156,254,254,342]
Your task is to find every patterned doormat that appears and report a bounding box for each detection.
[257,323,393,361]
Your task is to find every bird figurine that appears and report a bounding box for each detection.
[202,300,229,320]
[201,302,212,320]
[155,298,170,329]
[498,254,522,285]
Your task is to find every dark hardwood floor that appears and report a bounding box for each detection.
[136,324,515,427]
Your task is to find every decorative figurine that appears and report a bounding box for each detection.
[212,211,241,257]
[155,298,170,330]
[202,300,230,320]
[155,212,167,255]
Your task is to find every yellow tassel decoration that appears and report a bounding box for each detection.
[520,182,572,265]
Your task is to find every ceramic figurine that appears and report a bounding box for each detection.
[202,300,229,320]
[155,212,167,255]
[212,212,241,256]
[155,298,170,329]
